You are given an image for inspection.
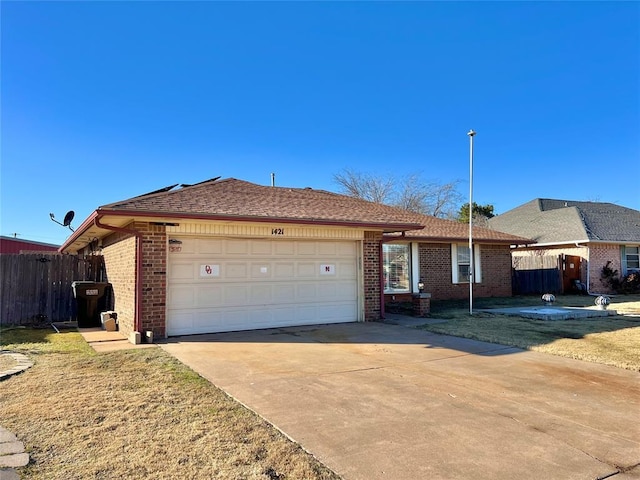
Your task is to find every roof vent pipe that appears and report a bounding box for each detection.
[271,173,275,187]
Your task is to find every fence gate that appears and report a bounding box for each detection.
[0,254,105,326]
[512,255,562,295]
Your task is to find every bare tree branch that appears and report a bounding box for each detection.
[333,169,464,218]
[333,169,395,204]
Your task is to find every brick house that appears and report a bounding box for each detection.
[488,199,640,294]
[60,177,528,340]
[381,215,530,307]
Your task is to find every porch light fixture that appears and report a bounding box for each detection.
[418,279,425,293]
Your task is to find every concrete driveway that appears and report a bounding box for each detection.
[160,322,640,480]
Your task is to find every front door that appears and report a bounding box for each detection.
[562,255,582,293]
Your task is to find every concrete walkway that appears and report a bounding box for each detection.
[0,353,32,478]
[161,322,640,480]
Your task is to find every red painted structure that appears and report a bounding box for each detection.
[0,236,60,254]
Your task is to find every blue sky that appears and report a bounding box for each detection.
[1,1,638,245]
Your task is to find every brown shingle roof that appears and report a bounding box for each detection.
[99,178,424,231]
[386,214,531,244]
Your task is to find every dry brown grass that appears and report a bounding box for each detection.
[423,294,640,371]
[0,329,340,480]
[0,353,18,371]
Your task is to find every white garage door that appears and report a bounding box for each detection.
[167,237,360,336]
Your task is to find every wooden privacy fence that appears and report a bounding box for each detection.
[512,255,561,295]
[0,254,106,326]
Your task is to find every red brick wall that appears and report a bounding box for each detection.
[102,233,136,337]
[418,243,513,300]
[364,231,383,321]
[135,222,167,338]
[100,222,167,338]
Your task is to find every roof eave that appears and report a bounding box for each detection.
[393,234,532,245]
[60,208,425,252]
[97,208,424,231]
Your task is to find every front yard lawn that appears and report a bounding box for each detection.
[422,295,640,371]
[0,328,339,480]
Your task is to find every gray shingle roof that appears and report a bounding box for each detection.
[488,199,640,243]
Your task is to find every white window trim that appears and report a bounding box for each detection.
[451,244,482,284]
[383,243,412,294]
[623,245,640,274]
[411,243,420,292]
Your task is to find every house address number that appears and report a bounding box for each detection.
[271,228,285,235]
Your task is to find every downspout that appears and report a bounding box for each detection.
[379,238,385,319]
[575,242,593,295]
[95,217,143,334]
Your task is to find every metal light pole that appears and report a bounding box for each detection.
[467,129,476,316]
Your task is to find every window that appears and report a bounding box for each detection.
[383,244,410,293]
[451,244,482,284]
[624,246,640,273]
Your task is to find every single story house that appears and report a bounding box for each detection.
[488,198,640,294]
[60,177,529,340]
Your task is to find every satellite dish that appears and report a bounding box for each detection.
[63,211,75,227]
[49,210,75,231]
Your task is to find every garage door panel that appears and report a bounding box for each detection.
[317,242,337,255]
[337,242,357,256]
[297,242,316,255]
[273,284,295,301]
[169,263,195,280]
[168,286,195,307]
[226,263,248,279]
[275,242,295,255]
[223,285,249,304]
[296,262,316,277]
[249,264,271,278]
[274,263,295,278]
[175,238,196,254]
[196,285,223,306]
[338,262,357,278]
[297,283,317,299]
[250,284,273,303]
[250,240,272,255]
[168,238,359,335]
[226,240,249,255]
[316,283,337,299]
[198,238,223,254]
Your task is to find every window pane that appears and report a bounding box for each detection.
[626,247,639,270]
[457,246,470,264]
[383,244,411,292]
[458,264,470,281]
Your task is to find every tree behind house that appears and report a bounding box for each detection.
[333,169,463,218]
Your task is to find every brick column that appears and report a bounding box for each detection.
[364,231,383,321]
[134,222,167,339]
[412,293,431,317]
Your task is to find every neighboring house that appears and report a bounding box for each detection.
[488,199,640,294]
[0,236,60,254]
[60,177,528,340]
